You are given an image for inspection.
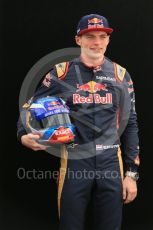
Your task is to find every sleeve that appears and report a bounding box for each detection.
[17,67,62,142]
[120,71,140,172]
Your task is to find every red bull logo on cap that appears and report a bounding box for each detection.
[74,81,112,104]
[88,17,104,28]
[88,18,103,24]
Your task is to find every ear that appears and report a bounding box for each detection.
[75,36,81,46]
[107,35,110,45]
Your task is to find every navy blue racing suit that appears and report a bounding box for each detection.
[17,57,140,230]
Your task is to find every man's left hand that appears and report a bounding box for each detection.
[123,176,137,204]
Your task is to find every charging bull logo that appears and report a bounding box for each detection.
[48,101,61,106]
[76,81,107,93]
[74,81,112,104]
[88,17,104,28]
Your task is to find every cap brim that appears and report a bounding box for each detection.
[77,27,113,36]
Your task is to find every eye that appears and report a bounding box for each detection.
[100,35,108,39]
[86,35,94,39]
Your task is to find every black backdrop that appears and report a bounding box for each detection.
[1,0,153,229]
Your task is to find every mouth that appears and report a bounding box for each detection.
[90,48,102,52]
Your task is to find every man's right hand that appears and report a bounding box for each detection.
[21,133,47,151]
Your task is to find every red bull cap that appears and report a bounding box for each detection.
[76,14,113,36]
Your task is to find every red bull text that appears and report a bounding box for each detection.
[74,81,112,104]
[73,93,112,104]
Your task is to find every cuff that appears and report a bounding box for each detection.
[17,130,27,143]
[124,163,139,172]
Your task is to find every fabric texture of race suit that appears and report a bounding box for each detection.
[17,57,140,230]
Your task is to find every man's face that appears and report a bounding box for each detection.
[75,31,110,59]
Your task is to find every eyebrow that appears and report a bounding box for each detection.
[85,33,107,36]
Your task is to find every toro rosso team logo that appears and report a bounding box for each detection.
[88,18,104,28]
[73,81,112,104]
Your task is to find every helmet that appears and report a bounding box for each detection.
[26,96,76,145]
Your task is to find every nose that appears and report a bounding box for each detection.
[93,37,101,46]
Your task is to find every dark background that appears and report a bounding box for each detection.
[1,0,153,229]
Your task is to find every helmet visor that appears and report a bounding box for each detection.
[42,113,71,128]
[30,113,71,130]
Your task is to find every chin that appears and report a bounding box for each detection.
[89,52,103,59]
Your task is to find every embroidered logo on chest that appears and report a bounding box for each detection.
[73,81,112,104]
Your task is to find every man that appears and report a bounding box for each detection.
[17,14,140,230]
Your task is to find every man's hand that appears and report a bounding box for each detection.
[123,176,137,204]
[21,133,47,151]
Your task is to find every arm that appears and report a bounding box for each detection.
[17,69,61,150]
[120,71,140,172]
[120,71,140,203]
